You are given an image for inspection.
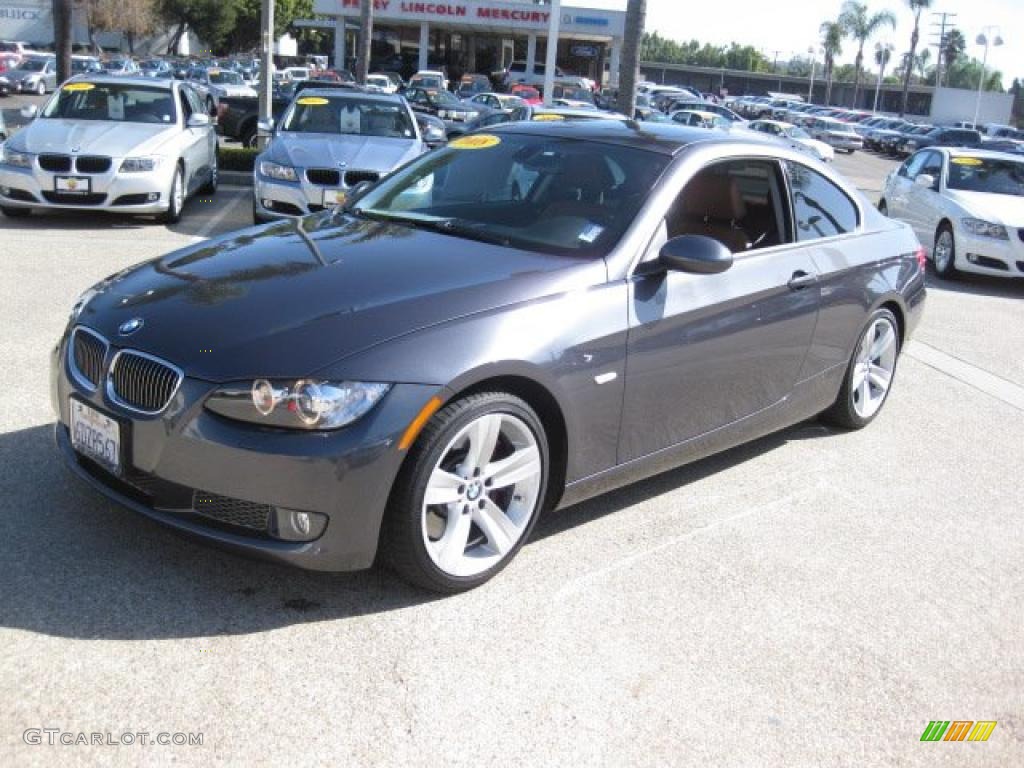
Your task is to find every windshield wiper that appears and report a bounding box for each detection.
[349,209,513,246]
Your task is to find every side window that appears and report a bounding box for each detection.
[899,151,929,179]
[665,159,791,254]
[785,161,859,241]
[917,151,943,188]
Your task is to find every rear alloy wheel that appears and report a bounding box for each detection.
[36,81,46,96]
[385,392,549,593]
[823,308,900,429]
[157,166,184,224]
[933,224,958,279]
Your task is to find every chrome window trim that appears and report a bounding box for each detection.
[68,325,109,393]
[105,348,185,416]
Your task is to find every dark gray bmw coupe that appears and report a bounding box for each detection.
[53,121,926,592]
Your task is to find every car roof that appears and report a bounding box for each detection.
[487,120,769,156]
[64,74,175,89]
[293,87,402,104]
[938,147,1023,161]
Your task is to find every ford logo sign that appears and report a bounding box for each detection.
[118,318,144,336]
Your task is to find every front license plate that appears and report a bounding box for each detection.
[55,176,91,195]
[70,399,121,474]
[322,188,347,207]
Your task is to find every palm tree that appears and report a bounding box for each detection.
[915,48,931,80]
[898,0,932,116]
[873,41,894,111]
[820,20,845,105]
[839,1,897,108]
[941,28,966,86]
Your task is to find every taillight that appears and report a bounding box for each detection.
[915,246,927,272]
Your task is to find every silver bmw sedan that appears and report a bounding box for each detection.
[0,75,217,223]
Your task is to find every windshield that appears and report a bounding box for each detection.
[426,90,460,106]
[141,60,164,70]
[102,60,127,71]
[282,96,415,138]
[414,76,442,89]
[42,83,177,124]
[785,126,810,139]
[946,156,1024,196]
[21,58,48,72]
[209,71,242,85]
[350,133,668,257]
[71,59,99,73]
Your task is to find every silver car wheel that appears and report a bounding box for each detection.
[851,317,898,419]
[934,229,954,273]
[172,169,184,213]
[421,412,542,578]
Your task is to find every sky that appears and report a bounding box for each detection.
[567,0,1021,86]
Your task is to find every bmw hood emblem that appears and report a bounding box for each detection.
[119,317,144,336]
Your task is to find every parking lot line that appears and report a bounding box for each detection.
[907,340,1024,412]
[190,187,250,241]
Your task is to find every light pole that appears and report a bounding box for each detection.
[973,28,1003,128]
[807,46,816,102]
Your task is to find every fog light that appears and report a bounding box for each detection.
[147,192,159,202]
[262,198,273,209]
[967,253,978,263]
[0,186,9,196]
[270,507,327,541]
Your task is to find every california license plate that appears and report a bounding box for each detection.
[70,399,121,474]
[322,188,347,207]
[55,176,91,195]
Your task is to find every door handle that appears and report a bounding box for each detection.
[788,270,818,290]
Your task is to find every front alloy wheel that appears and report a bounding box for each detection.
[933,225,958,279]
[823,308,900,429]
[385,392,549,592]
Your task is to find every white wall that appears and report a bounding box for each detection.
[930,86,1012,126]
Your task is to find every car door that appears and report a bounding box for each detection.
[618,156,820,462]
[178,86,211,193]
[904,150,944,244]
[886,150,929,222]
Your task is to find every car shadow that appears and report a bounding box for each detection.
[925,267,1024,299]
[2,418,834,640]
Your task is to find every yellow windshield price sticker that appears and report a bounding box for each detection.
[63,82,95,92]
[532,114,565,122]
[449,134,501,149]
[296,96,329,106]
[951,157,983,166]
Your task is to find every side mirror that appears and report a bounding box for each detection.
[20,104,38,120]
[914,173,935,189]
[187,113,211,128]
[658,235,734,274]
[257,118,274,134]
[422,123,447,148]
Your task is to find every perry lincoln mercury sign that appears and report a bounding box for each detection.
[310,0,626,83]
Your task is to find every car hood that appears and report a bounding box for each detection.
[945,190,1024,226]
[210,83,257,98]
[267,133,423,172]
[75,214,605,382]
[12,119,176,156]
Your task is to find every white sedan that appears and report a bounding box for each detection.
[0,75,217,223]
[879,148,1024,278]
[745,120,835,162]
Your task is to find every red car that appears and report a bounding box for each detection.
[510,84,541,105]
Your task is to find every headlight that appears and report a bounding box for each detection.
[259,160,298,182]
[0,146,32,168]
[961,218,1009,240]
[206,379,391,430]
[119,156,163,173]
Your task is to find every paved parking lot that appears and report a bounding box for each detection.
[1,135,1022,766]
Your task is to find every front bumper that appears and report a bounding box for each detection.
[0,161,175,214]
[51,334,446,571]
[254,172,362,220]
[949,227,1024,278]
[825,135,863,151]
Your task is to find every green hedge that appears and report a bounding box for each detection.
[219,147,259,173]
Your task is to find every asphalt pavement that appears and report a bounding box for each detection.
[1,130,1022,767]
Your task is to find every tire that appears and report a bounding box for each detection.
[0,205,30,218]
[36,81,46,96]
[240,125,258,149]
[156,165,184,224]
[252,197,271,224]
[877,199,888,216]
[822,308,900,430]
[383,392,550,593]
[932,223,958,279]
[201,151,218,195]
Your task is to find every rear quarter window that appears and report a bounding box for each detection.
[785,161,859,241]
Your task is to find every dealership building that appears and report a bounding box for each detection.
[306,0,627,84]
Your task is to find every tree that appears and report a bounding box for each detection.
[873,40,893,110]
[898,0,931,116]
[839,1,897,108]
[914,48,931,80]
[80,0,155,54]
[941,28,966,86]
[819,20,845,105]
[157,0,238,55]
[617,0,646,117]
